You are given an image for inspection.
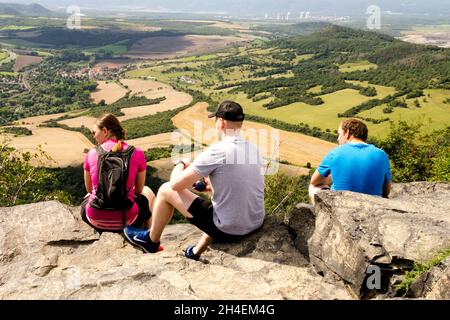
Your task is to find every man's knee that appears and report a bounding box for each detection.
[157,182,174,199]
[308,184,330,205]
[143,185,155,196]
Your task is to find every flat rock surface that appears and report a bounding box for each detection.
[0,201,351,300]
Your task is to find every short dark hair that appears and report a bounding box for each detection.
[341,118,368,141]
[208,100,245,122]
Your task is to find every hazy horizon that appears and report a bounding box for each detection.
[1,0,450,17]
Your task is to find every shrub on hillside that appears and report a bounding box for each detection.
[1,126,32,136]
[379,121,450,183]
[264,172,311,222]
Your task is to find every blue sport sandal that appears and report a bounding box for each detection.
[184,245,200,261]
[123,225,163,253]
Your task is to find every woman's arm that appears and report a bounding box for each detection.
[84,170,93,193]
[135,170,146,195]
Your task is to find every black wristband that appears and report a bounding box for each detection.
[174,160,186,168]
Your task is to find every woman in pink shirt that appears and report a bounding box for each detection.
[81,113,155,232]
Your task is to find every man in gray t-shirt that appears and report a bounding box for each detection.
[123,101,265,259]
[191,134,265,235]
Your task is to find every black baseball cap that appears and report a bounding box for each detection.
[208,101,245,122]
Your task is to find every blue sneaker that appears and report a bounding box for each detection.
[123,226,163,253]
[184,245,200,261]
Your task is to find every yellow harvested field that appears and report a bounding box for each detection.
[128,132,182,151]
[59,116,97,129]
[172,103,336,167]
[7,127,93,167]
[6,111,93,167]
[91,81,128,104]
[118,79,193,121]
[121,78,171,95]
[12,111,85,126]
[60,79,193,128]
[278,164,310,177]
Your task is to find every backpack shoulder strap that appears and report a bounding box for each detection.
[95,145,107,156]
[124,145,135,156]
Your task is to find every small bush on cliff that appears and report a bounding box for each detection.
[395,247,450,296]
[0,141,71,206]
[379,121,450,183]
[264,172,311,222]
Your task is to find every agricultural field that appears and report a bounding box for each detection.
[218,88,395,133]
[338,60,378,73]
[13,54,43,71]
[0,50,8,61]
[4,78,194,166]
[90,81,128,104]
[127,132,181,152]
[2,19,449,174]
[0,50,16,65]
[125,48,403,136]
[4,111,92,167]
[358,89,450,138]
[124,34,251,60]
[398,24,450,48]
[172,102,336,167]
[85,40,130,56]
[118,79,193,121]
[125,25,450,142]
[58,78,193,128]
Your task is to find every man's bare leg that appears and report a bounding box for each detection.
[149,182,198,243]
[140,186,156,229]
[192,233,214,256]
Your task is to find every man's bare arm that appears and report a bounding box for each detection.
[170,164,202,191]
[310,169,332,187]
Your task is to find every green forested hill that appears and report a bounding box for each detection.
[0,3,54,17]
[129,24,450,139]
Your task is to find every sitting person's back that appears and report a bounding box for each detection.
[81,113,155,232]
[191,134,265,235]
[318,142,390,196]
[309,118,391,203]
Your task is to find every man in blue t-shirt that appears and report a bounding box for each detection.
[309,118,391,204]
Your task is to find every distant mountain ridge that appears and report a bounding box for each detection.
[0,2,54,16]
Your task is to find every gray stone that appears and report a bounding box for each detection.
[0,201,351,300]
[288,203,315,259]
[307,182,450,298]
